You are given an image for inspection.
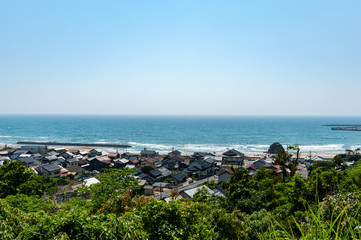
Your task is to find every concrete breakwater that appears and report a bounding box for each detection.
[17,141,131,149]
[323,124,361,131]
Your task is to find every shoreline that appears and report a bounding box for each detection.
[1,144,340,160]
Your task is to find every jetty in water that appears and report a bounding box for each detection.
[323,124,361,131]
[17,141,132,149]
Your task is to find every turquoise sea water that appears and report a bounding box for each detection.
[0,115,361,154]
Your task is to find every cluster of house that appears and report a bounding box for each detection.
[0,142,341,201]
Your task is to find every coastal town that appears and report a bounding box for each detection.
[0,142,347,203]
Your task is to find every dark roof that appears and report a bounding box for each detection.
[218,169,233,176]
[141,149,157,155]
[204,157,216,164]
[192,152,214,158]
[222,149,244,157]
[253,159,266,169]
[172,172,187,182]
[189,159,210,171]
[134,168,142,175]
[45,155,58,161]
[42,163,62,172]
[67,158,79,163]
[149,169,162,177]
[169,150,181,155]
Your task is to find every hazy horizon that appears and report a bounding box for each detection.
[1,1,360,116]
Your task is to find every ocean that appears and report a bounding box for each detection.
[0,115,361,154]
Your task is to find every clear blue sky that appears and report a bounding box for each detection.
[1,0,360,116]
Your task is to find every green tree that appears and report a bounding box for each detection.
[0,160,48,198]
[274,149,293,178]
[83,168,141,210]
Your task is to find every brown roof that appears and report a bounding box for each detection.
[145,158,156,164]
[107,152,119,158]
[245,164,257,171]
[96,156,111,162]
[130,159,139,165]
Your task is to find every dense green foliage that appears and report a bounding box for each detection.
[1,157,361,239]
[0,160,58,198]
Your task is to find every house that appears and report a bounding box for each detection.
[107,152,120,160]
[19,158,41,168]
[244,164,257,176]
[140,148,158,157]
[61,151,74,159]
[222,149,244,165]
[20,145,47,154]
[171,172,187,184]
[121,152,133,159]
[204,156,216,166]
[54,148,67,154]
[162,156,188,171]
[304,155,325,164]
[95,156,112,165]
[88,149,103,158]
[42,163,62,178]
[84,177,100,187]
[149,169,163,182]
[180,185,214,199]
[158,167,172,180]
[144,158,157,165]
[187,159,215,179]
[66,158,80,167]
[192,152,214,160]
[218,169,233,182]
[113,158,129,168]
[152,182,171,191]
[46,150,60,157]
[82,158,110,171]
[10,150,29,160]
[0,150,9,156]
[129,159,139,165]
[69,149,80,155]
[168,150,181,157]
[253,159,266,169]
[42,155,58,163]
[144,185,154,196]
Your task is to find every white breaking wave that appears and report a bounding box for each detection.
[127,142,348,154]
[0,136,49,139]
[299,144,345,152]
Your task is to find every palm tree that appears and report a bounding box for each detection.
[274,149,293,178]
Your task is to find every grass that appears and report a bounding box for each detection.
[262,199,361,240]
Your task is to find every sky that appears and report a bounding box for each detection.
[1,0,360,116]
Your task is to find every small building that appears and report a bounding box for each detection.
[171,172,187,184]
[222,149,244,165]
[180,185,214,199]
[140,148,158,157]
[218,169,233,182]
[84,177,100,187]
[66,158,80,167]
[20,145,47,154]
[42,163,62,178]
[144,185,154,196]
[89,149,103,158]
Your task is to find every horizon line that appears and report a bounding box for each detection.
[2,113,361,118]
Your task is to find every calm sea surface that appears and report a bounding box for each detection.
[1,115,361,154]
